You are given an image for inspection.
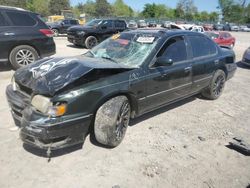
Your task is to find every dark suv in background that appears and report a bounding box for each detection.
[47,19,79,36]
[67,19,127,49]
[0,6,55,69]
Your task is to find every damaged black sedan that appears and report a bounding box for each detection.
[6,29,237,151]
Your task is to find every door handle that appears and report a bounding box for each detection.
[4,32,15,36]
[184,66,192,72]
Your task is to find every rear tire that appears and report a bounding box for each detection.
[201,70,226,100]
[9,45,39,70]
[85,36,98,49]
[94,96,131,147]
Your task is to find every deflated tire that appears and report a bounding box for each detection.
[94,96,131,147]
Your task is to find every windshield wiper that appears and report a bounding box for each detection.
[89,50,95,57]
[101,56,118,64]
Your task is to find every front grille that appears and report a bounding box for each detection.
[17,83,33,96]
[243,58,250,64]
[67,31,77,36]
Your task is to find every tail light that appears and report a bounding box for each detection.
[39,29,54,37]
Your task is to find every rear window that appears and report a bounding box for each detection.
[0,13,8,26]
[115,20,126,28]
[189,36,217,58]
[5,11,36,26]
[70,20,78,25]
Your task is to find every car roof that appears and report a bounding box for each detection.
[124,28,201,37]
[0,5,29,12]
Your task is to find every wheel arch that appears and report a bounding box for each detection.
[93,91,139,119]
[8,43,41,61]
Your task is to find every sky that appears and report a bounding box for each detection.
[70,0,219,13]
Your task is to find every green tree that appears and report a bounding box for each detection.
[49,0,70,15]
[113,0,134,17]
[30,0,50,16]
[0,0,26,9]
[95,0,112,17]
[176,0,198,20]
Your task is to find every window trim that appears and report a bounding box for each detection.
[149,34,191,68]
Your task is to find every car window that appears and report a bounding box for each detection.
[189,36,217,58]
[102,20,113,28]
[5,11,36,26]
[70,20,78,25]
[157,36,187,63]
[0,12,8,26]
[62,20,70,24]
[114,20,126,28]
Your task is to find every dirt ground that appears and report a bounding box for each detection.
[0,32,249,188]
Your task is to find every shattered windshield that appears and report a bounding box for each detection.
[84,33,159,68]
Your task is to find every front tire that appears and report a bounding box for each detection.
[85,36,98,49]
[9,45,39,70]
[94,96,131,147]
[201,70,226,100]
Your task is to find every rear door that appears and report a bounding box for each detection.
[187,35,218,92]
[140,35,193,113]
[98,20,114,40]
[0,11,11,61]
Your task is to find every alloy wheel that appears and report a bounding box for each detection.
[212,75,225,97]
[15,49,35,66]
[115,101,130,140]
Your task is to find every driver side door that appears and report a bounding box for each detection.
[139,35,193,113]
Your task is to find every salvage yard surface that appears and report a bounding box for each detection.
[0,32,250,188]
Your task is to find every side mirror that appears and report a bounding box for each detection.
[156,57,173,66]
[61,22,65,26]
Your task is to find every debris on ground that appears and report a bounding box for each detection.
[228,137,250,156]
[198,136,206,141]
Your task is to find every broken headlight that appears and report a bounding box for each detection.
[11,76,19,91]
[31,95,67,117]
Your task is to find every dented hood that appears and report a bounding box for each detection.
[14,56,130,96]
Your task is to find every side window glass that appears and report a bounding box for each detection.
[63,20,70,24]
[102,20,113,28]
[70,20,77,25]
[189,36,217,58]
[158,36,187,63]
[115,21,125,28]
[5,11,36,26]
[0,13,8,26]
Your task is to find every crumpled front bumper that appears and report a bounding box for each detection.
[6,85,92,150]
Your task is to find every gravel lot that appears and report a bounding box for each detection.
[0,32,249,188]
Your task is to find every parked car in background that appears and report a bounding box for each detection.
[189,25,204,33]
[47,19,79,36]
[0,6,55,69]
[137,20,147,28]
[223,23,231,31]
[67,19,127,49]
[242,47,250,66]
[213,24,224,31]
[231,25,239,32]
[6,29,236,151]
[203,24,213,31]
[205,31,235,48]
[161,21,172,29]
[239,25,250,32]
[127,20,137,29]
[148,21,157,27]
